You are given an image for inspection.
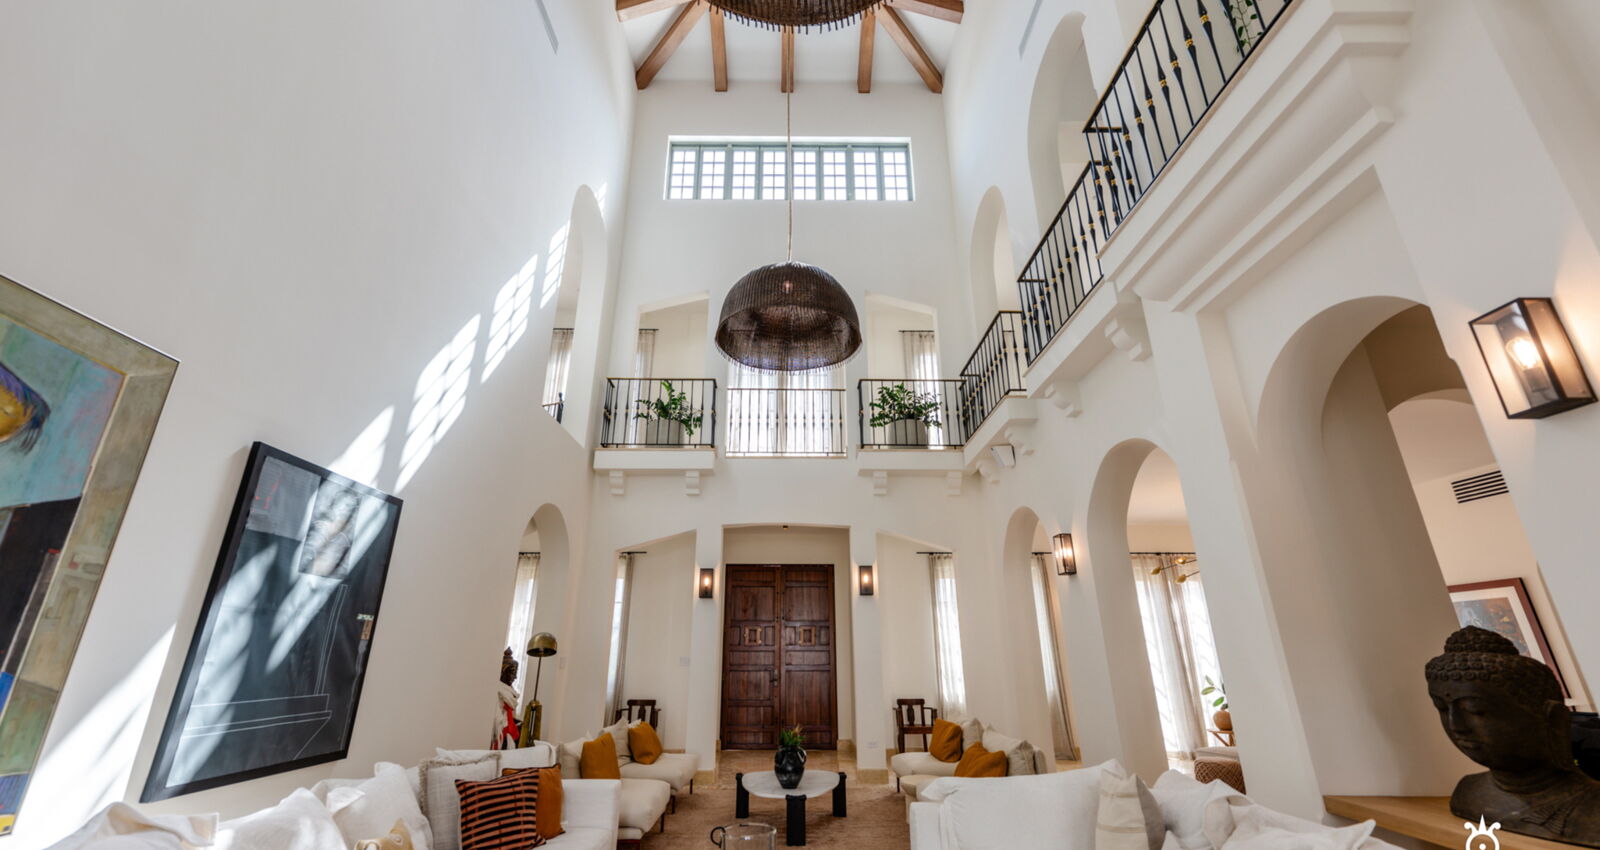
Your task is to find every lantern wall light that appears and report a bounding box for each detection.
[1470,298,1595,419]
[1052,533,1077,576]
[858,564,875,596]
[698,567,716,599]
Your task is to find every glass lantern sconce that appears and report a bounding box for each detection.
[698,567,715,599]
[1052,533,1077,576]
[1470,298,1595,419]
[858,564,875,596]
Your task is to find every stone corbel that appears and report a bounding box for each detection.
[1002,422,1037,457]
[608,470,626,496]
[684,470,701,497]
[975,456,999,484]
[871,470,889,497]
[1041,377,1083,418]
[1105,302,1151,362]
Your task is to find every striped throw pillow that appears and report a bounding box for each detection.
[455,769,545,850]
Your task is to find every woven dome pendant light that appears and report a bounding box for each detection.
[708,0,882,31]
[716,94,862,372]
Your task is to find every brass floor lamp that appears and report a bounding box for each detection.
[519,632,557,747]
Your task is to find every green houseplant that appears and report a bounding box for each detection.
[1202,676,1231,731]
[868,383,941,446]
[775,724,807,789]
[634,380,702,444]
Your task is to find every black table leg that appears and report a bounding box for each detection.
[833,772,847,817]
[735,773,749,818]
[786,794,806,846]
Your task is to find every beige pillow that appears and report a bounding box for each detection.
[418,753,500,850]
[558,737,587,779]
[981,726,1038,776]
[1095,761,1165,850]
[960,718,984,752]
[355,819,416,850]
[601,719,633,764]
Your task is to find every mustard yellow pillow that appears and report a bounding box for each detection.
[929,718,963,763]
[580,734,622,779]
[953,742,1007,777]
[503,766,564,840]
[628,722,663,765]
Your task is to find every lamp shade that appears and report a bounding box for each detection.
[708,0,881,30]
[716,261,862,371]
[1469,298,1595,419]
[525,632,558,658]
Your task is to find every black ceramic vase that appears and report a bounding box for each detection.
[774,745,807,789]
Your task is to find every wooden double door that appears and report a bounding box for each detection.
[720,565,838,750]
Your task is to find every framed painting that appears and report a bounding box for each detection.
[1447,577,1568,698]
[0,275,177,835]
[142,442,402,801]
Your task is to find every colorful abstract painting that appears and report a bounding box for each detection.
[1448,577,1569,698]
[143,443,402,801]
[0,276,176,835]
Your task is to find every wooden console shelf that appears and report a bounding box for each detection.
[1324,796,1579,850]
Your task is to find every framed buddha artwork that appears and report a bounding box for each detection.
[1447,577,1568,698]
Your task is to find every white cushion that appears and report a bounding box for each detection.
[48,802,218,850]
[418,753,500,850]
[323,764,433,850]
[926,762,1106,850]
[616,778,671,832]
[374,762,423,804]
[1201,793,1394,850]
[899,774,941,802]
[543,827,613,850]
[890,751,958,778]
[601,720,633,764]
[1096,761,1164,850]
[981,726,1038,776]
[1152,771,1233,850]
[435,744,555,772]
[215,788,343,850]
[617,752,697,791]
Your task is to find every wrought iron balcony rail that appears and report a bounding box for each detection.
[726,387,848,457]
[600,378,717,448]
[1018,0,1296,362]
[543,395,565,423]
[859,379,967,449]
[960,312,1028,435]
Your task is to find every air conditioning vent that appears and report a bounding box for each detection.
[1452,470,1508,504]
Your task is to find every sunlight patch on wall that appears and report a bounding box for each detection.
[398,316,480,491]
[539,225,569,309]
[330,407,394,487]
[484,256,539,382]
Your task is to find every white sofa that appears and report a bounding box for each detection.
[907,761,1401,850]
[890,724,1050,801]
[553,737,678,845]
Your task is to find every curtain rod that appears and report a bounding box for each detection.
[519,551,540,556]
[619,550,647,555]
[1129,551,1196,556]
[916,551,952,555]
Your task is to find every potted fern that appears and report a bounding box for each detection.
[1202,676,1231,732]
[774,724,807,789]
[868,383,942,447]
[634,380,703,446]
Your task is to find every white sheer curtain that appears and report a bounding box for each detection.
[634,329,656,378]
[901,330,940,381]
[544,328,574,407]
[1030,554,1077,760]
[1130,554,1223,760]
[504,552,541,703]
[604,554,634,723]
[726,362,844,455]
[929,554,967,719]
[624,330,657,443]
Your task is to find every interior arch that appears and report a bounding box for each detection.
[1025,14,1098,234]
[969,187,1020,321]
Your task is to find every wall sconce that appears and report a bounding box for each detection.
[1470,298,1595,419]
[698,567,715,599]
[1052,533,1077,576]
[858,564,875,596]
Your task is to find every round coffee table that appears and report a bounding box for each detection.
[734,770,846,847]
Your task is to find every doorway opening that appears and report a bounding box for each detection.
[720,564,840,750]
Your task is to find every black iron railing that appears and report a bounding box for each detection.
[960,312,1028,435]
[859,379,966,449]
[600,378,717,448]
[726,387,848,457]
[543,395,564,423]
[1018,0,1296,361]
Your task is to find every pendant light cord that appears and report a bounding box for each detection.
[786,91,794,262]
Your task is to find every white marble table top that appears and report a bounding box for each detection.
[740,770,840,799]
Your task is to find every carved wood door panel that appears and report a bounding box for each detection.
[720,565,837,750]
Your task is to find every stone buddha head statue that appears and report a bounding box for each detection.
[500,647,519,688]
[1426,626,1600,846]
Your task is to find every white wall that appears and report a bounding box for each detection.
[639,299,709,379]
[865,299,938,379]
[875,535,939,745]
[619,533,697,747]
[0,0,634,844]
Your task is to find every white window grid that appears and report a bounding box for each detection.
[665,142,913,201]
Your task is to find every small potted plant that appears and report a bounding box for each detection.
[1202,676,1231,732]
[634,380,703,446]
[868,383,942,447]
[774,724,807,789]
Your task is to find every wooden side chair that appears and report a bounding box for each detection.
[613,698,662,729]
[892,698,938,754]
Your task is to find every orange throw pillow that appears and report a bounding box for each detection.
[628,722,663,765]
[579,734,622,779]
[928,718,963,763]
[503,767,564,840]
[953,743,1007,778]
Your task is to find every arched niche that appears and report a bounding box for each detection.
[1025,14,1098,234]
[546,185,609,443]
[997,507,1079,766]
[970,187,1020,321]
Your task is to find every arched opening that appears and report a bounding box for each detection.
[1000,507,1078,767]
[874,533,960,751]
[1025,15,1098,233]
[969,187,1019,320]
[502,503,570,741]
[1126,448,1227,777]
[863,295,955,449]
[1251,299,1591,795]
[601,531,697,747]
[542,186,608,440]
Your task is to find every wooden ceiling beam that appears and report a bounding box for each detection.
[617,0,694,22]
[635,0,707,89]
[781,26,795,93]
[879,6,943,93]
[858,8,875,94]
[884,0,963,24]
[710,7,728,92]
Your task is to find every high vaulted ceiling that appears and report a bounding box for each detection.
[619,0,960,93]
